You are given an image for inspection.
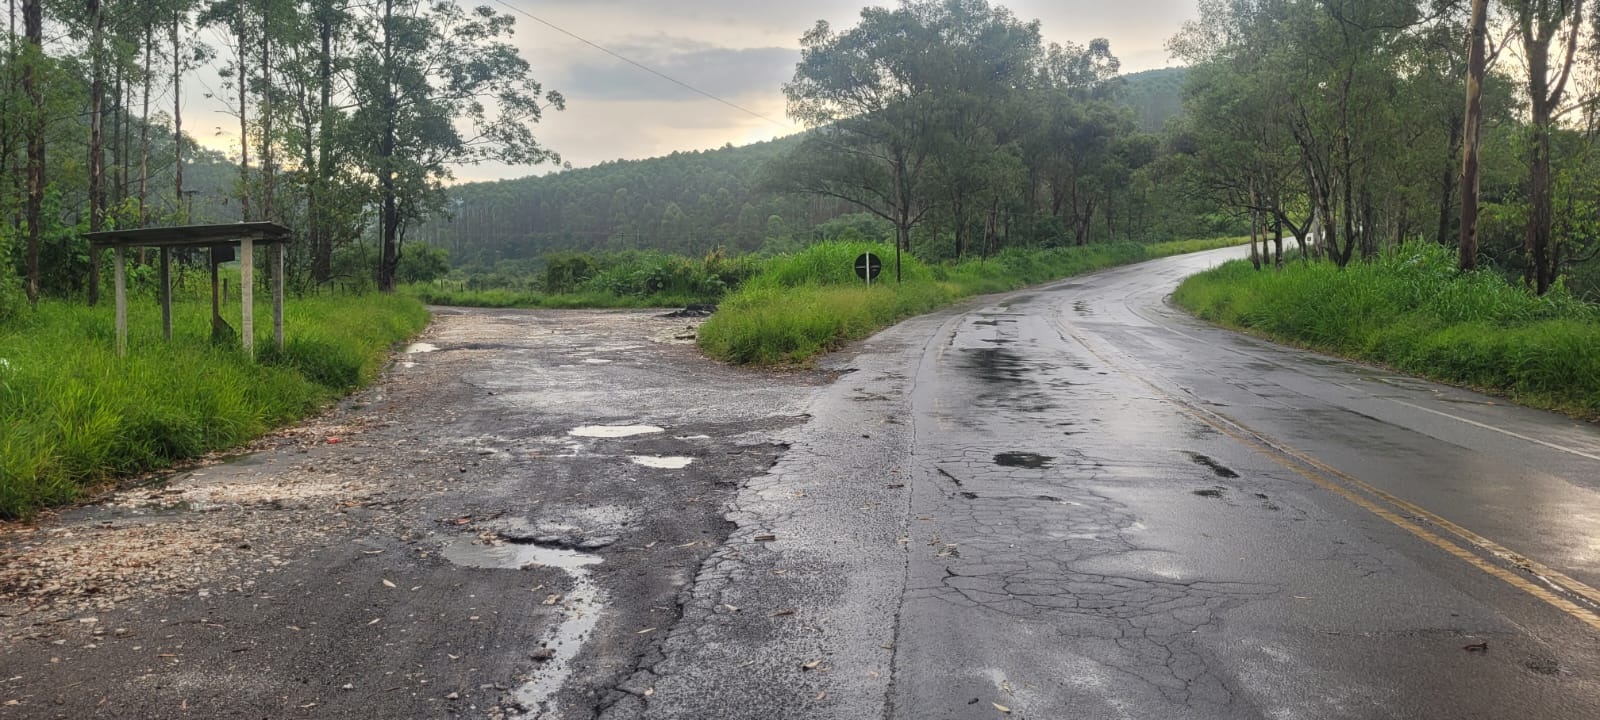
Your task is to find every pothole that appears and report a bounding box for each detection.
[440,536,603,571]
[439,536,605,719]
[994,452,1054,469]
[404,342,439,353]
[1185,452,1241,479]
[568,425,664,438]
[631,456,694,469]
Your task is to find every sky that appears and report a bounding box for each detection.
[190,0,1199,183]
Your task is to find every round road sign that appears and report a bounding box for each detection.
[855,252,884,282]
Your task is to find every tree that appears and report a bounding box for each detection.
[773,0,1048,275]
[1506,0,1586,293]
[347,0,563,292]
[21,0,42,304]
[1459,0,1489,270]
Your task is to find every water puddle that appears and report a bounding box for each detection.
[995,452,1055,469]
[582,358,614,365]
[963,348,1033,384]
[404,342,439,353]
[440,536,604,718]
[631,456,694,469]
[568,425,664,438]
[674,434,712,441]
[441,536,602,572]
[1185,452,1241,479]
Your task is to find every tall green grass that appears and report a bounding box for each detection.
[1174,241,1600,417]
[0,294,429,518]
[700,237,1246,365]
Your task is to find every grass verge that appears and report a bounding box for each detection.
[0,294,430,519]
[1172,242,1600,418]
[408,286,714,309]
[699,237,1246,365]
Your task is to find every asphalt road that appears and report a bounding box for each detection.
[634,246,1600,720]
[8,248,1600,720]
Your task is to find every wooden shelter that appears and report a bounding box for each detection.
[85,222,293,357]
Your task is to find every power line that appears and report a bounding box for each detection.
[489,0,792,130]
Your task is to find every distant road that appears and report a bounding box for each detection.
[638,245,1600,720]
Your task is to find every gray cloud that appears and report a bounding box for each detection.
[550,38,801,103]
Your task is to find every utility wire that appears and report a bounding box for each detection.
[489,0,792,130]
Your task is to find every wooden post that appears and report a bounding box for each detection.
[159,247,172,340]
[273,243,285,350]
[211,246,222,332]
[113,246,127,356]
[240,237,254,356]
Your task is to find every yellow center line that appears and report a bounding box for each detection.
[1050,313,1600,631]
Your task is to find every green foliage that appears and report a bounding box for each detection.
[0,294,429,518]
[0,226,22,325]
[412,249,766,309]
[544,252,599,294]
[1173,242,1600,417]
[700,238,1245,365]
[1117,68,1188,133]
[397,243,450,284]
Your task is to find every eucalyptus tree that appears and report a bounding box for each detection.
[1505,0,1587,293]
[346,0,562,292]
[21,0,42,302]
[774,0,1047,265]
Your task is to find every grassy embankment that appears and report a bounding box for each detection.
[1173,242,1600,418]
[699,237,1245,365]
[0,294,430,519]
[408,251,761,309]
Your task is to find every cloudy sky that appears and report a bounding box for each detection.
[191,0,1198,183]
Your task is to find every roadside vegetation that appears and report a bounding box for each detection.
[1175,243,1600,418]
[406,249,763,309]
[0,293,428,519]
[700,237,1244,365]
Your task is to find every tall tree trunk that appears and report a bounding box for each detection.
[1518,0,1584,294]
[377,0,398,292]
[236,19,251,222]
[87,0,105,305]
[139,22,152,225]
[311,4,333,282]
[260,0,274,222]
[173,10,184,218]
[22,0,41,304]
[1458,0,1488,270]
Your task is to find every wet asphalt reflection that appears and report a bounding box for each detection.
[636,247,1600,720]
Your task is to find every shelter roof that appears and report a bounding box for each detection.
[86,222,292,249]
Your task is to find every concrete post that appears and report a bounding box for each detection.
[273,243,285,350]
[159,247,173,341]
[113,247,127,357]
[241,237,254,357]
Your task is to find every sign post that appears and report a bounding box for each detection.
[854,252,884,287]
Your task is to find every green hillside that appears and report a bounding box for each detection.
[415,136,860,270]
[1119,67,1188,133]
[422,66,1196,270]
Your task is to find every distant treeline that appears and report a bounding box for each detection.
[420,60,1203,273]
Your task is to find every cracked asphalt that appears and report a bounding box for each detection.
[8,247,1600,719]
[634,246,1600,719]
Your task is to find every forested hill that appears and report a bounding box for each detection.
[1120,67,1188,133]
[416,135,858,270]
[423,66,1192,270]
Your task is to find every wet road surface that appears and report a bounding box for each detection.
[635,246,1600,719]
[8,249,1600,719]
[0,309,823,719]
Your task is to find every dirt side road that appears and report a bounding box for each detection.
[0,308,823,719]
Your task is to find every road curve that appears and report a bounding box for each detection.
[634,246,1600,720]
